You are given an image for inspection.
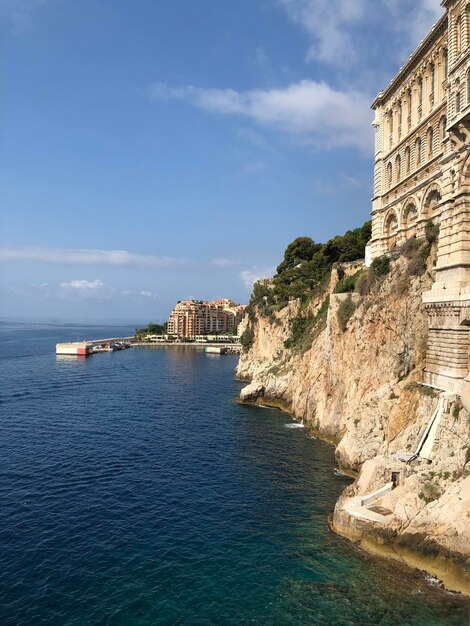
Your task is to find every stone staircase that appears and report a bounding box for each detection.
[397,395,445,463]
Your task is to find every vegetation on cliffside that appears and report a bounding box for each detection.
[239,221,371,352]
[247,221,371,318]
[241,219,439,355]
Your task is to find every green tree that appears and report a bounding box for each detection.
[276,237,322,274]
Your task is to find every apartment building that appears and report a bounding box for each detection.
[167,299,246,339]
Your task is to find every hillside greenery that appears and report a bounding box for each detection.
[283,296,330,354]
[243,218,439,354]
[248,220,371,319]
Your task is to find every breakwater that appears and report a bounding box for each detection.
[55,336,242,356]
[133,341,241,354]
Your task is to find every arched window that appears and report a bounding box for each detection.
[384,213,399,250]
[395,154,401,182]
[456,16,462,54]
[398,100,403,127]
[425,189,442,215]
[407,88,412,122]
[467,68,470,103]
[405,146,411,174]
[430,63,435,93]
[444,49,448,77]
[403,203,418,228]
[418,77,423,110]
[427,127,434,156]
[457,90,462,113]
[416,137,422,165]
[387,162,393,188]
[440,115,447,141]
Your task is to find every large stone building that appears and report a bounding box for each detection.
[167,299,246,339]
[369,0,470,394]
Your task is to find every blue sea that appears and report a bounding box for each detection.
[0,322,469,625]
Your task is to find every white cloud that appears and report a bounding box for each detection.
[149,80,372,152]
[240,268,275,290]
[140,290,155,298]
[278,0,444,67]
[279,0,366,66]
[60,279,104,290]
[0,246,186,268]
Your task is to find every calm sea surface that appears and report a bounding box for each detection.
[1,322,469,625]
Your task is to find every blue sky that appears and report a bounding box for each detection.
[0,0,443,322]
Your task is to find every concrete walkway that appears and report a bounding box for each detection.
[342,496,394,523]
[342,482,395,524]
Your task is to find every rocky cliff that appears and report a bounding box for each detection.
[237,252,470,594]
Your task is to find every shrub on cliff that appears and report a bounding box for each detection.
[406,242,431,277]
[418,481,441,504]
[425,220,439,245]
[284,315,314,352]
[402,236,422,259]
[371,255,390,277]
[334,270,363,294]
[240,326,254,352]
[248,282,276,320]
[337,296,356,332]
[284,297,329,353]
[355,270,375,296]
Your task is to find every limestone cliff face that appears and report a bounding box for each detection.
[237,257,470,593]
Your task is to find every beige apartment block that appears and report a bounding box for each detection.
[369,0,470,394]
[167,299,246,339]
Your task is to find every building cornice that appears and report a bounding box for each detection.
[372,13,448,109]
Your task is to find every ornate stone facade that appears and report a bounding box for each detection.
[369,0,470,393]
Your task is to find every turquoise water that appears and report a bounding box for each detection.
[0,323,469,624]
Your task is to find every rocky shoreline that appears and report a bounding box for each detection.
[237,256,470,596]
[237,387,470,596]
